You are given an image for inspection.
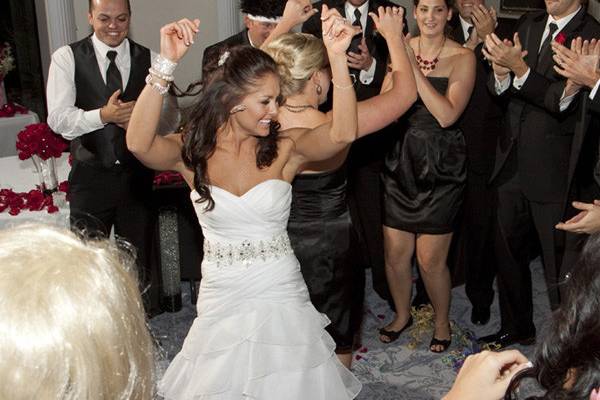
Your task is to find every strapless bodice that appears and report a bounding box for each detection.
[289,166,347,220]
[190,179,292,243]
[408,76,450,129]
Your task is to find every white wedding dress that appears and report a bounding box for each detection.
[159,179,362,400]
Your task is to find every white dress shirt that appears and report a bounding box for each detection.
[459,15,474,43]
[47,34,157,140]
[494,7,581,111]
[345,1,376,85]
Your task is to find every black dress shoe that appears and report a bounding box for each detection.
[477,330,536,349]
[470,306,491,325]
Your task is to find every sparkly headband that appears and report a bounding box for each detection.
[247,14,282,23]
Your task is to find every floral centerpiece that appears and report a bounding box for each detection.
[0,42,14,107]
[16,123,69,193]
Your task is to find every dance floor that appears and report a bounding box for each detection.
[151,260,550,399]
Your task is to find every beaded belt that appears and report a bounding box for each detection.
[203,233,294,267]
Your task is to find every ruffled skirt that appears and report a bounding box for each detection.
[158,253,362,399]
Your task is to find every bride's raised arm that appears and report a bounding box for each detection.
[288,5,360,164]
[127,18,200,172]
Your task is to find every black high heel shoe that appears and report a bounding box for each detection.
[379,315,413,344]
[430,325,452,353]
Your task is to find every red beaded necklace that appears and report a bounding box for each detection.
[416,36,446,71]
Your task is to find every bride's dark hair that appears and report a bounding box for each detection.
[504,234,600,400]
[181,45,280,210]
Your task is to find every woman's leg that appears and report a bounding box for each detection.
[415,233,453,352]
[337,353,353,369]
[380,226,415,341]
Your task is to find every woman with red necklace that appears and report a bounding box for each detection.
[379,0,475,353]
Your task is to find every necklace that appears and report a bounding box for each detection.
[283,103,316,113]
[416,36,446,71]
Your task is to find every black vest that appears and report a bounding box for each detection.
[70,37,150,169]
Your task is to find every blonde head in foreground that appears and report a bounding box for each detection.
[0,224,155,400]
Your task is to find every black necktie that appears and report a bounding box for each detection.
[105,50,124,165]
[348,9,363,73]
[106,50,123,94]
[466,25,474,41]
[536,22,558,73]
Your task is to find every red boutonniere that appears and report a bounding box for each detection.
[555,32,567,45]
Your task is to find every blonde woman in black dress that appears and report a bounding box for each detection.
[379,0,475,352]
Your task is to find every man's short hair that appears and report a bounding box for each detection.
[240,0,286,19]
[88,0,132,14]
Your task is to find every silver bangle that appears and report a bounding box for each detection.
[152,54,177,76]
[145,74,170,96]
[148,67,174,82]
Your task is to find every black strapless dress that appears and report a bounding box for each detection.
[287,165,363,353]
[382,77,466,234]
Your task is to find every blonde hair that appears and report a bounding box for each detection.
[0,224,155,400]
[264,33,328,98]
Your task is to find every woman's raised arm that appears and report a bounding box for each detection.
[127,18,199,172]
[348,6,417,137]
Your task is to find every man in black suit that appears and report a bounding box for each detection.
[47,0,159,314]
[479,0,600,348]
[445,0,514,326]
[552,38,600,276]
[302,0,403,305]
[202,0,286,71]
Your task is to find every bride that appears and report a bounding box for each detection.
[126,6,363,400]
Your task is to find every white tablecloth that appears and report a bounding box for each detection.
[0,153,70,228]
[0,111,40,157]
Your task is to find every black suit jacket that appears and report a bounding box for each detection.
[447,16,514,178]
[302,0,400,101]
[489,8,600,203]
[202,30,250,71]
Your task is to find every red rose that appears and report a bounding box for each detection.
[555,32,567,45]
[16,123,68,161]
[58,180,69,193]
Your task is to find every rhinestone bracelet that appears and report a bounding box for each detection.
[145,74,170,96]
[148,67,174,82]
[152,54,177,76]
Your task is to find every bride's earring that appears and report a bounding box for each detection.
[315,83,322,96]
[230,105,247,114]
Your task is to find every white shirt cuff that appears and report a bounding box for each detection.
[590,79,600,100]
[87,109,105,128]
[359,58,376,85]
[559,88,578,112]
[494,73,511,94]
[512,68,530,90]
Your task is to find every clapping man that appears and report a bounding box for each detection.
[47,0,159,315]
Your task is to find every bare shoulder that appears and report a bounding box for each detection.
[444,38,473,57]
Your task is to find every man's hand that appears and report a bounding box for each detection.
[552,38,600,89]
[100,90,136,126]
[472,4,497,42]
[483,32,529,78]
[556,200,600,234]
[347,37,374,71]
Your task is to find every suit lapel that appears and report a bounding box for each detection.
[557,7,588,46]
[524,13,547,72]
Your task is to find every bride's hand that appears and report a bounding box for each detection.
[321,5,361,56]
[369,6,405,41]
[160,18,200,63]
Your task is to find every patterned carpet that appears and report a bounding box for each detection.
[150,260,551,399]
